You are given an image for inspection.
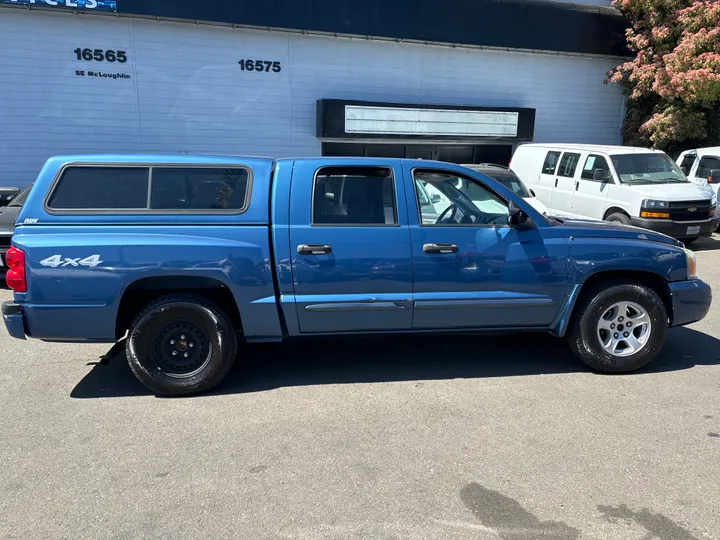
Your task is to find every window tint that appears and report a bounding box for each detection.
[581,155,611,181]
[557,153,581,178]
[697,156,720,178]
[48,167,149,209]
[414,171,509,226]
[313,167,397,225]
[679,154,697,176]
[542,151,561,174]
[151,168,249,210]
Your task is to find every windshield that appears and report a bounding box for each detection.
[482,171,530,197]
[9,184,32,207]
[611,153,688,184]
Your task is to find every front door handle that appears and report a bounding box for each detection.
[575,181,579,191]
[554,178,559,188]
[423,243,458,254]
[297,244,332,255]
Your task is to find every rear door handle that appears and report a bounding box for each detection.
[423,243,458,254]
[297,244,332,255]
[554,178,559,188]
[575,181,579,191]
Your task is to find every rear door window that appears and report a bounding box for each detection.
[48,167,149,210]
[557,153,581,178]
[313,167,397,225]
[541,151,561,174]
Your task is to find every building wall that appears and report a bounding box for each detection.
[0,9,625,186]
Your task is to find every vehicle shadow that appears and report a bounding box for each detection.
[687,234,720,252]
[70,327,720,399]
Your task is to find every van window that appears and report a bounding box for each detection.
[581,155,611,181]
[48,167,149,210]
[151,168,249,210]
[542,151,561,175]
[313,167,397,225]
[557,153,581,178]
[679,154,697,176]
[697,156,720,178]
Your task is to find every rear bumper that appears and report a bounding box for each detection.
[630,216,720,239]
[669,279,712,327]
[2,301,26,340]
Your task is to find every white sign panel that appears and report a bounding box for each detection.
[345,105,519,137]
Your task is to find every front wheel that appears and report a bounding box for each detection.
[605,212,632,226]
[126,294,238,396]
[567,283,667,373]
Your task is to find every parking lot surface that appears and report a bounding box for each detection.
[1,235,720,540]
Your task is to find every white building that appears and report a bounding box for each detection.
[0,0,628,186]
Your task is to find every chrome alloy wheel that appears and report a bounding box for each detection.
[596,301,652,358]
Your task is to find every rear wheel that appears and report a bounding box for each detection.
[567,282,667,373]
[126,294,238,396]
[606,212,632,226]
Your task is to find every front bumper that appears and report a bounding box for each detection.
[630,216,720,239]
[669,279,712,327]
[2,301,26,340]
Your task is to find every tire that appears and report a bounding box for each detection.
[126,294,238,396]
[567,282,667,373]
[606,212,632,226]
[683,237,699,245]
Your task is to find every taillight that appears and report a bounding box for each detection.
[708,175,713,184]
[5,246,27,293]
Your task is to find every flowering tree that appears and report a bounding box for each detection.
[609,0,720,151]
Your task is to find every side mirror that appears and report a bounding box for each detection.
[710,169,720,184]
[593,169,611,182]
[430,193,442,204]
[529,188,537,198]
[508,201,529,227]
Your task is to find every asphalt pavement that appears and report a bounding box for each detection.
[1,235,720,540]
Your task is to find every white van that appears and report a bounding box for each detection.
[510,143,719,242]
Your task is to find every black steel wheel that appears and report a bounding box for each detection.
[126,294,238,396]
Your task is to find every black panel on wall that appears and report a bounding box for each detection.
[317,100,536,142]
[117,0,630,57]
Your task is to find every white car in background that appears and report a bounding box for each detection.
[677,147,720,196]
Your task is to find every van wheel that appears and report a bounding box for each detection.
[567,282,667,373]
[126,294,238,396]
[606,212,631,226]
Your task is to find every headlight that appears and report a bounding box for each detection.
[642,199,669,209]
[684,248,696,279]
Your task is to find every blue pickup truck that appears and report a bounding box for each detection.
[2,155,712,395]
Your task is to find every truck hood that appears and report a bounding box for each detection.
[554,217,684,248]
[626,182,715,201]
[0,205,20,236]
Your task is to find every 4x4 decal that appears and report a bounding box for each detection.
[39,255,103,268]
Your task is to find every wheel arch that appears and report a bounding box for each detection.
[115,275,244,341]
[603,206,632,221]
[555,269,674,337]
